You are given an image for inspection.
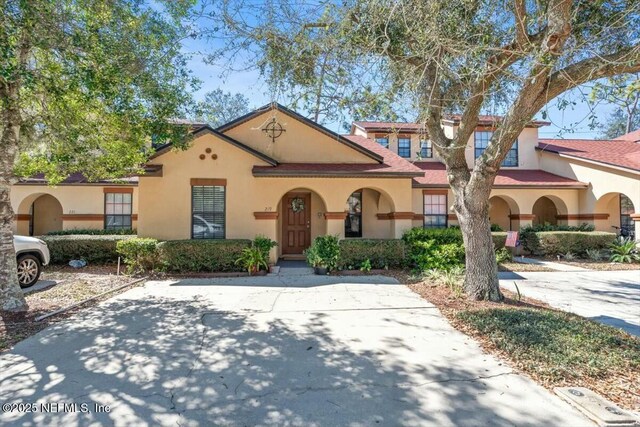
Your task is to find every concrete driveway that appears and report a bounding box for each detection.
[0,275,591,426]
[500,270,640,336]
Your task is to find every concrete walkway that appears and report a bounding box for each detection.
[513,256,589,271]
[500,270,640,336]
[0,275,591,426]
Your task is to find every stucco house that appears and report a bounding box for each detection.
[10,103,640,259]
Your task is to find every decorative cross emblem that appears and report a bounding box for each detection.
[262,118,286,142]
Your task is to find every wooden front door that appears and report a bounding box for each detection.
[281,192,311,254]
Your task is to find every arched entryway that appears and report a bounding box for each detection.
[18,194,63,236]
[532,196,567,226]
[344,187,395,238]
[489,195,520,231]
[277,188,327,257]
[595,192,636,238]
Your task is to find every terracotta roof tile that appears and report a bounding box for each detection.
[538,139,640,172]
[615,129,640,142]
[412,162,587,188]
[252,135,423,177]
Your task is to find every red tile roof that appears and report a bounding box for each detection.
[537,139,640,172]
[18,173,138,185]
[253,135,423,177]
[615,129,640,142]
[412,162,587,188]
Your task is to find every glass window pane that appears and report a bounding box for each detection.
[192,185,225,239]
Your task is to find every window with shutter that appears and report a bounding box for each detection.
[192,186,226,239]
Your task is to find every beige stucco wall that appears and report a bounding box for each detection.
[224,109,374,164]
[11,184,138,235]
[139,133,416,252]
[32,194,63,235]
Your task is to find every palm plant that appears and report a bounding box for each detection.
[235,247,268,274]
[608,238,640,264]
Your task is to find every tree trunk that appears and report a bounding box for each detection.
[454,191,503,302]
[0,81,28,311]
[0,182,25,311]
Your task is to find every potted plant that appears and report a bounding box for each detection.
[253,235,278,272]
[235,246,268,275]
[306,235,340,275]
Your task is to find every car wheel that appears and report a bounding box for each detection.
[17,254,42,288]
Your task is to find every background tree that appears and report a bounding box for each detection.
[1,0,198,311]
[211,0,640,300]
[591,75,640,138]
[195,89,251,127]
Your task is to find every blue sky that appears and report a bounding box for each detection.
[184,40,618,139]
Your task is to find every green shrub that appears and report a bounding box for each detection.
[46,228,136,236]
[402,227,464,246]
[338,239,406,270]
[235,246,269,274]
[520,231,616,256]
[308,235,341,271]
[42,235,134,264]
[608,238,640,263]
[116,238,160,273]
[492,232,507,250]
[490,224,504,232]
[409,240,465,271]
[495,247,513,263]
[158,239,251,272]
[520,222,595,233]
[253,235,277,261]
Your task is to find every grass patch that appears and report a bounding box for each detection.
[408,281,640,410]
[457,308,639,384]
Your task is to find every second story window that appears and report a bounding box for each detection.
[474,131,518,167]
[398,137,411,158]
[375,136,389,149]
[420,140,433,158]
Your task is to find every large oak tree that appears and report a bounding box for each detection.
[211,0,640,300]
[1,0,198,311]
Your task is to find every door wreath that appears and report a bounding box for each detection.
[291,197,305,213]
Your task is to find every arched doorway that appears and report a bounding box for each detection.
[28,194,63,236]
[595,192,636,238]
[344,188,395,238]
[489,195,519,231]
[531,195,569,227]
[532,196,560,226]
[277,188,327,256]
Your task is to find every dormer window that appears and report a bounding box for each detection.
[398,137,411,158]
[420,140,433,158]
[474,131,518,167]
[375,135,389,149]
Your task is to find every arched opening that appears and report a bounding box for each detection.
[277,188,327,257]
[345,188,395,238]
[489,195,519,231]
[22,194,63,236]
[595,192,636,238]
[532,196,565,226]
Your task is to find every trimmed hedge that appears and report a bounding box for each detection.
[492,232,507,250]
[520,231,617,256]
[338,239,406,270]
[402,227,464,246]
[46,228,136,236]
[116,238,160,273]
[158,239,251,272]
[42,235,134,264]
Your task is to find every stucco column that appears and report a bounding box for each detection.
[632,214,640,241]
[510,214,535,231]
[324,212,346,239]
[389,212,415,238]
[253,212,279,262]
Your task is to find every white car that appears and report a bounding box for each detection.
[14,235,50,288]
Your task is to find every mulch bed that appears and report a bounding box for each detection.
[408,280,640,411]
[0,268,143,353]
[526,257,640,271]
[498,262,555,272]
